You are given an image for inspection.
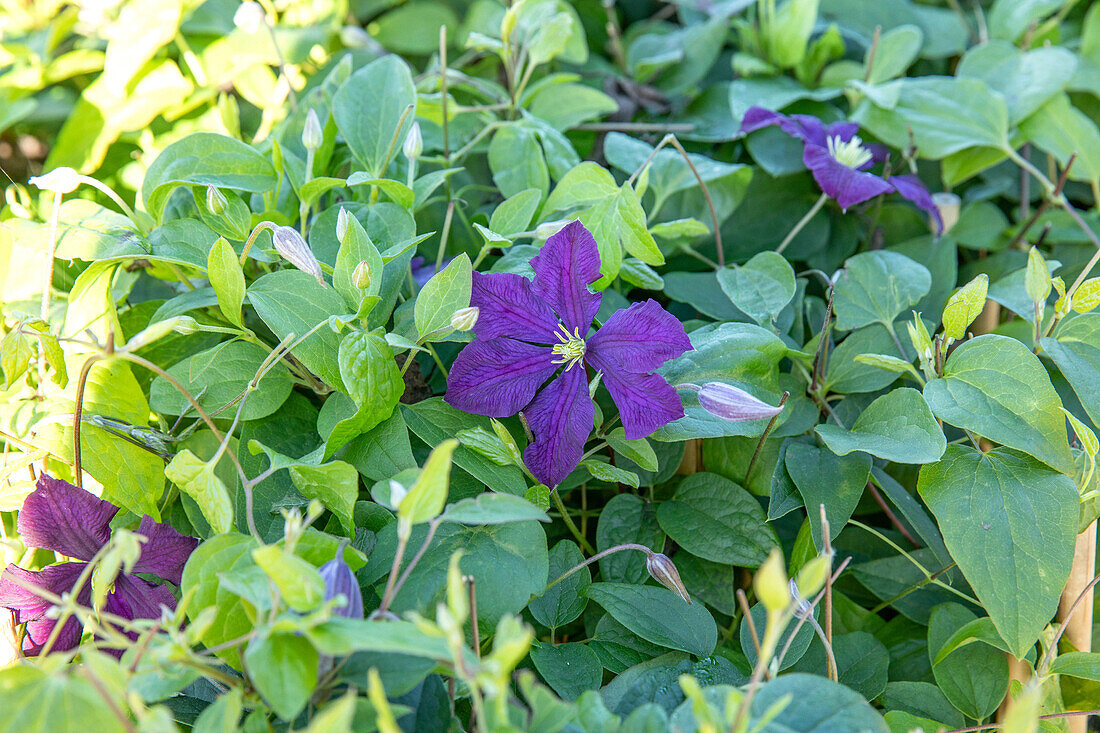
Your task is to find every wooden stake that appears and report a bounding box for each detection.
[1056,520,1097,733]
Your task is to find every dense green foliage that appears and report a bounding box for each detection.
[2,0,1100,731]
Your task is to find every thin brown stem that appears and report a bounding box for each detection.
[866,481,919,547]
[744,392,789,485]
[736,588,762,661]
[946,710,1100,733]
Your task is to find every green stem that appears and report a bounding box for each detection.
[551,490,595,554]
[777,193,828,254]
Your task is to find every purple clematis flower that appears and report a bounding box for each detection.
[740,107,943,234]
[0,475,198,656]
[445,221,693,487]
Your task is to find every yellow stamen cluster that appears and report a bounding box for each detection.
[827,134,873,169]
[550,323,586,371]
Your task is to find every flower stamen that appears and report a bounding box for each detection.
[827,135,873,169]
[551,323,586,371]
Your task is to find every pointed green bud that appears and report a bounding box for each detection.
[353,260,372,289]
[205,186,227,216]
[403,121,422,161]
[906,312,933,361]
[302,109,322,152]
[336,207,351,245]
[450,306,479,332]
[445,551,468,625]
[646,552,691,604]
[1025,247,1051,305]
[754,548,789,614]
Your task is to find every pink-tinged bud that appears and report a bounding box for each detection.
[336,207,351,245]
[646,552,691,604]
[696,383,782,422]
[271,225,325,285]
[319,548,363,619]
[450,306,479,332]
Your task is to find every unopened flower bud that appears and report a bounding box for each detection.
[931,193,960,234]
[206,186,227,215]
[646,552,691,604]
[126,316,190,350]
[754,548,789,614]
[271,225,325,285]
[233,1,265,33]
[450,306,479,332]
[403,122,422,162]
[388,479,408,508]
[173,315,199,335]
[319,546,364,619]
[352,260,372,289]
[302,109,322,152]
[906,312,933,361]
[535,220,570,240]
[339,25,374,49]
[336,207,351,245]
[29,167,80,195]
[696,383,782,422]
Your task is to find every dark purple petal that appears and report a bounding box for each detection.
[18,475,117,560]
[132,516,199,585]
[866,143,890,168]
[600,370,685,440]
[740,108,858,149]
[890,174,944,235]
[586,299,693,375]
[411,256,453,288]
[470,271,560,343]
[530,220,602,333]
[803,145,893,211]
[522,366,594,487]
[446,338,558,417]
[107,574,177,623]
[0,563,89,656]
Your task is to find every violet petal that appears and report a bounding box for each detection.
[319,552,364,619]
[598,369,685,440]
[586,299,693,374]
[522,366,594,487]
[530,220,602,334]
[470,271,560,343]
[18,475,116,561]
[445,337,558,417]
[890,174,944,235]
[132,516,199,585]
[0,562,89,656]
[803,145,893,210]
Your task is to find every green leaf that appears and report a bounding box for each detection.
[815,388,946,464]
[717,251,796,325]
[207,237,245,328]
[248,442,359,536]
[0,665,128,733]
[398,439,458,526]
[251,544,325,612]
[490,188,542,236]
[441,493,549,525]
[325,330,402,459]
[596,494,664,585]
[344,174,414,210]
[1041,314,1100,427]
[924,335,1074,474]
[582,459,640,488]
[653,322,788,441]
[956,42,1076,124]
[244,632,319,721]
[606,428,658,471]
[414,253,472,341]
[854,76,1010,159]
[833,250,931,331]
[786,442,871,551]
[180,534,259,668]
[656,472,778,567]
[864,24,923,84]
[765,0,819,69]
[1021,93,1100,184]
[333,213,383,312]
[583,583,717,657]
[750,673,888,732]
[149,340,294,422]
[1050,651,1100,681]
[987,0,1062,42]
[191,688,243,733]
[142,133,276,222]
[165,449,234,534]
[918,446,1078,657]
[332,56,416,176]
[248,270,348,391]
[529,540,589,629]
[530,643,603,701]
[927,603,1009,720]
[941,274,988,340]
[489,125,550,200]
[402,399,527,495]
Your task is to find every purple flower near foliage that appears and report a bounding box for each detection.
[319,546,364,619]
[410,256,453,288]
[0,475,198,656]
[445,221,692,486]
[740,107,942,233]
